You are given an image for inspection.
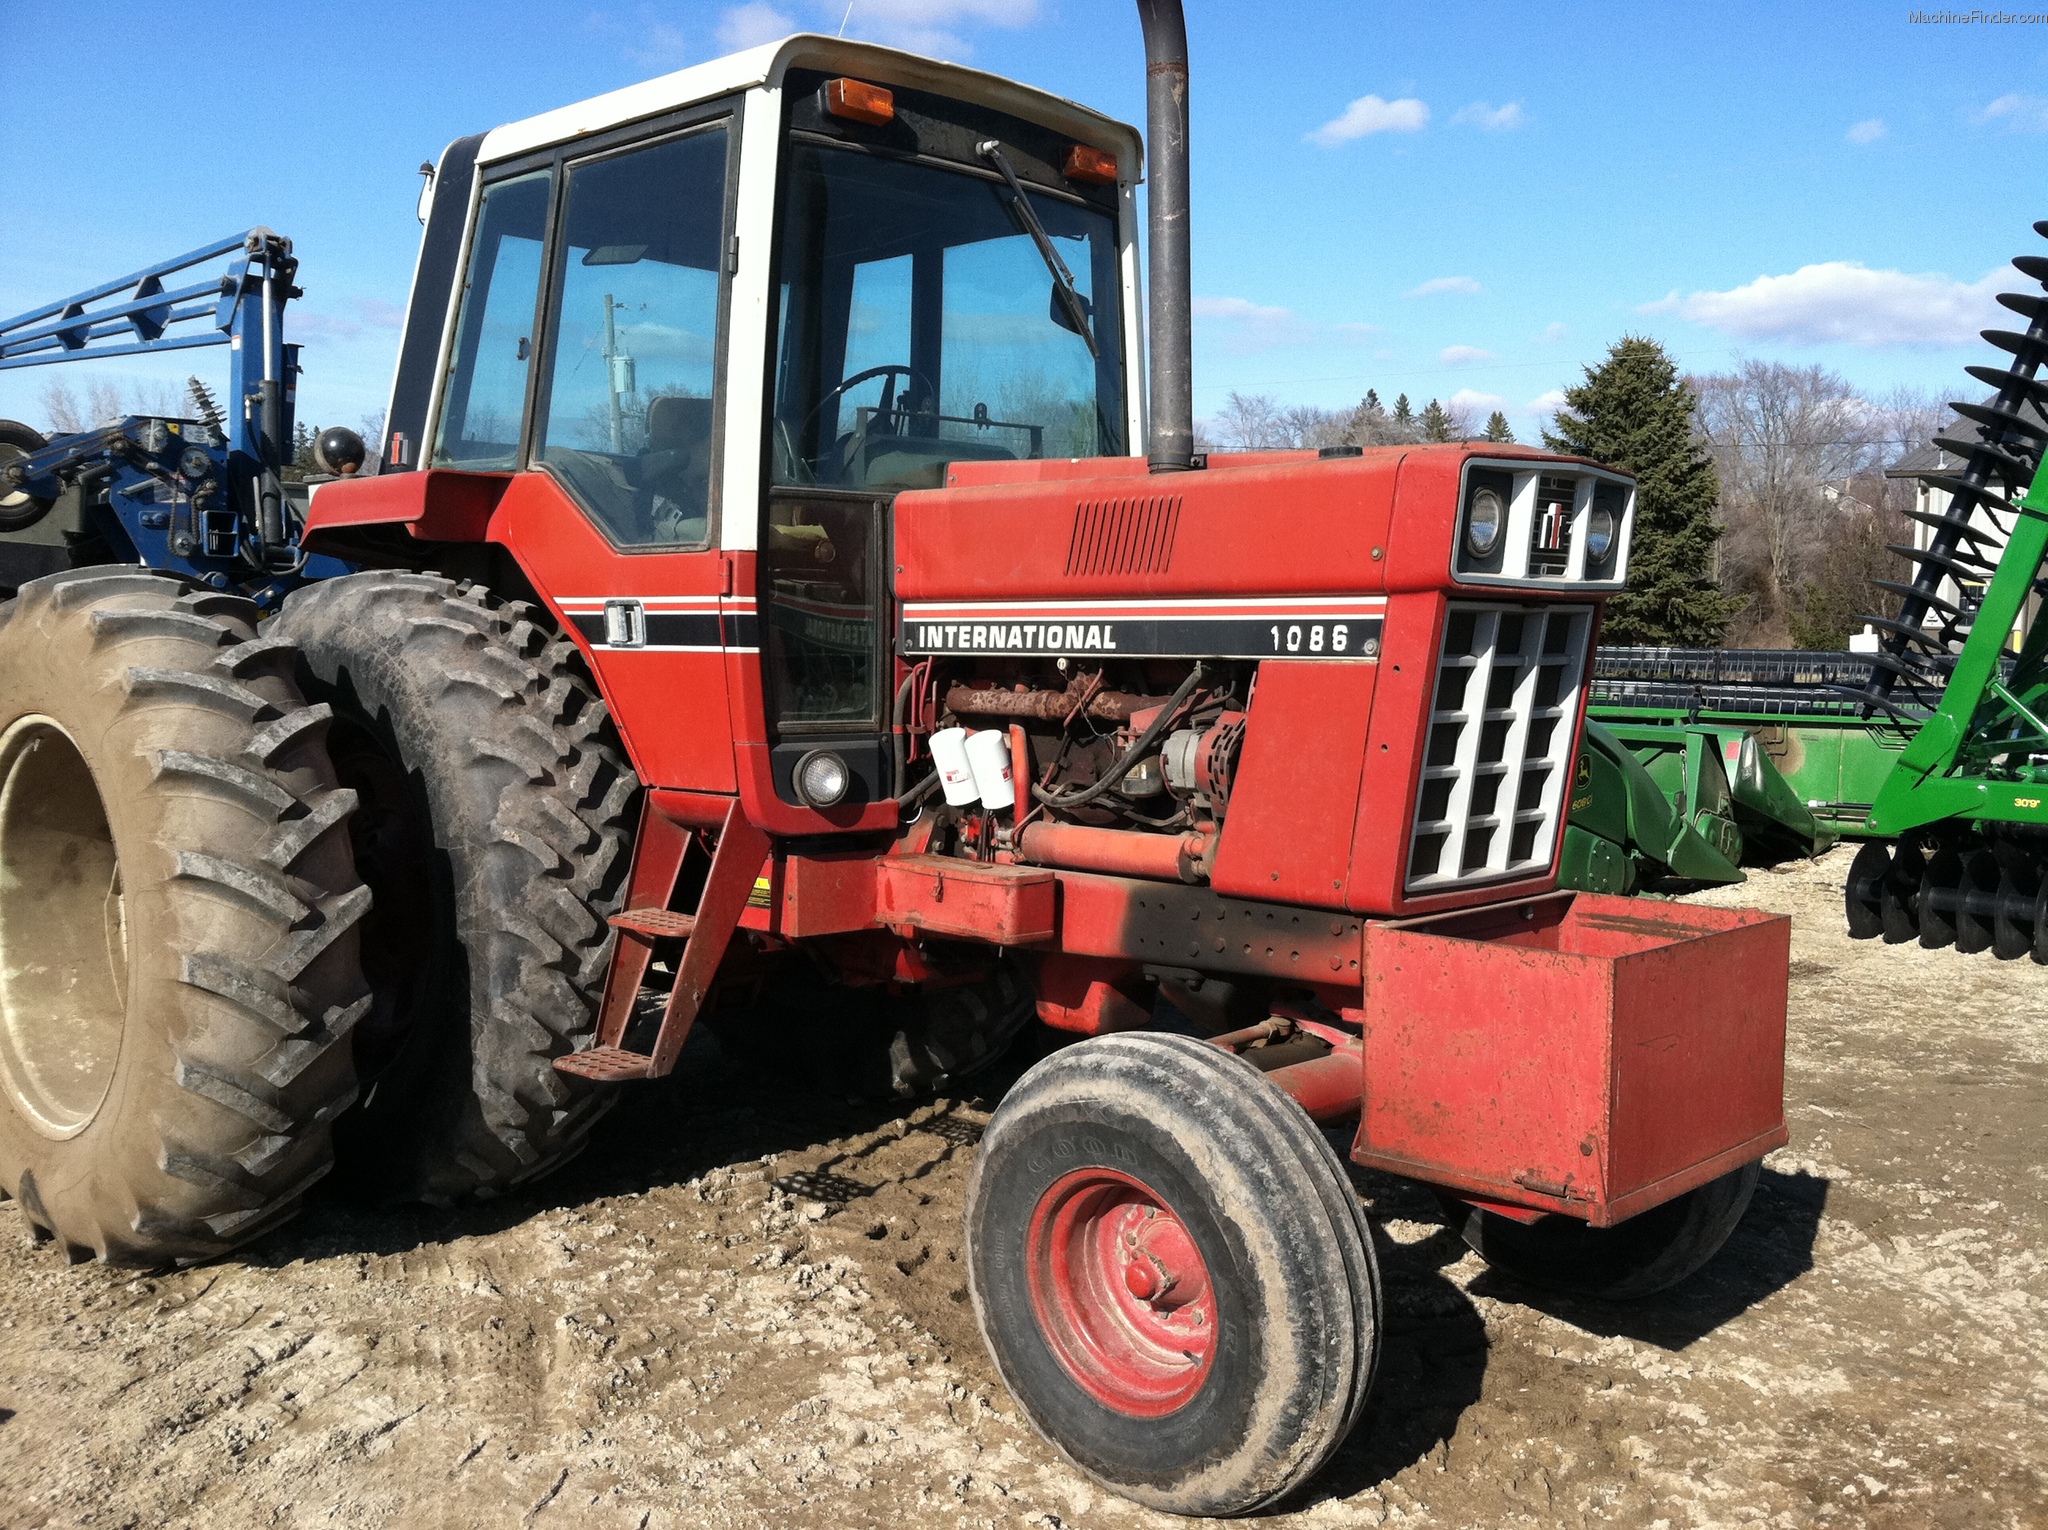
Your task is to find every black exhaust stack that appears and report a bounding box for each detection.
[1137,0,1194,472]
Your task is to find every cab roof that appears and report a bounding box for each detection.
[476,33,1144,175]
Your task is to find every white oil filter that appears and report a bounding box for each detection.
[928,727,980,806]
[964,728,1016,811]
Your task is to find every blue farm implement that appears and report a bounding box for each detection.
[0,229,352,607]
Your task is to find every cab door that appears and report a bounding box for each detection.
[433,103,742,792]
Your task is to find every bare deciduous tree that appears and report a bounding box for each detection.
[1199,392,1351,451]
[1694,365,1957,646]
[37,376,192,435]
[1695,361,1886,641]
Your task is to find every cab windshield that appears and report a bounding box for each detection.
[769,140,1125,492]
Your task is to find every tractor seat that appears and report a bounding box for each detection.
[640,394,712,542]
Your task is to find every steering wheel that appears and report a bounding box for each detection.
[801,364,935,445]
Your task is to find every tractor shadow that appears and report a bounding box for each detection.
[254,980,1084,1265]
[263,1010,950,1265]
[1282,1166,1493,1503]
[1274,1164,1829,1511]
[1461,1166,1830,1350]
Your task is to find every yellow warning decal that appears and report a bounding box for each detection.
[747,875,774,908]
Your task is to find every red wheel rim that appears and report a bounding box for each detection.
[1025,1166,1218,1417]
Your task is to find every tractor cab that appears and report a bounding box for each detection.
[309,36,1143,823]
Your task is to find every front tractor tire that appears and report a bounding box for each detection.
[965,1032,1381,1517]
[0,569,369,1264]
[269,573,637,1203]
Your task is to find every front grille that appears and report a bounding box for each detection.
[1406,602,1594,893]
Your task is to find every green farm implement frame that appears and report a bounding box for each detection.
[1833,221,2048,960]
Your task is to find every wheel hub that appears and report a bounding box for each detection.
[0,716,127,1139]
[1027,1166,1217,1417]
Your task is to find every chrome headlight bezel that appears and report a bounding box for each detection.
[1464,485,1505,558]
[1585,503,1616,561]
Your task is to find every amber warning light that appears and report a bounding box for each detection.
[823,78,895,125]
[1064,144,1119,184]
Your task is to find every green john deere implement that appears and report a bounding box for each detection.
[1558,647,1866,895]
[1834,222,2048,959]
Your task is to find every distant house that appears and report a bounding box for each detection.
[1882,397,2045,649]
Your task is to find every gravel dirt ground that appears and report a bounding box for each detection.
[0,845,2043,1528]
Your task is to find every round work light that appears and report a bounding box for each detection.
[794,749,851,808]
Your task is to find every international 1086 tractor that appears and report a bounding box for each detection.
[0,4,1791,1514]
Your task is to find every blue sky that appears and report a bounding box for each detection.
[3,0,2044,442]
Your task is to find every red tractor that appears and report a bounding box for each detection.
[0,5,1788,1514]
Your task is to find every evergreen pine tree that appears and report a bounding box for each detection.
[291,421,316,470]
[1484,410,1514,443]
[1392,393,1413,428]
[1421,398,1451,442]
[1544,335,1742,645]
[1348,389,1395,447]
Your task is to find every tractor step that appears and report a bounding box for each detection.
[551,1046,657,1081]
[611,908,697,939]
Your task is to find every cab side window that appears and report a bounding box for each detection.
[534,124,730,547]
[432,171,550,469]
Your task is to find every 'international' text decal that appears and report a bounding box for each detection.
[898,597,1386,660]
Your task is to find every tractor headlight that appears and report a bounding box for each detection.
[794,749,850,808]
[179,445,212,480]
[1465,485,1505,557]
[1586,504,1616,561]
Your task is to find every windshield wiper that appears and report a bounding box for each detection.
[978,140,1099,360]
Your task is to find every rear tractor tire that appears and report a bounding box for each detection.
[0,420,55,533]
[0,568,369,1264]
[269,573,637,1203]
[1440,1159,1760,1301]
[965,1032,1380,1517]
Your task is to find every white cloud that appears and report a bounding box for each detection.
[1846,118,1886,145]
[719,2,794,49]
[1452,101,1524,130]
[1193,295,1316,353]
[637,19,690,63]
[288,297,407,343]
[1440,345,1496,365]
[1193,297,1375,353]
[1642,261,2010,347]
[1528,388,1568,418]
[1407,275,1482,298]
[1977,93,2048,131]
[1449,388,1506,413]
[1536,321,1568,343]
[1308,94,1429,147]
[829,0,1041,58]
[1193,296,1293,324]
[587,7,691,68]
